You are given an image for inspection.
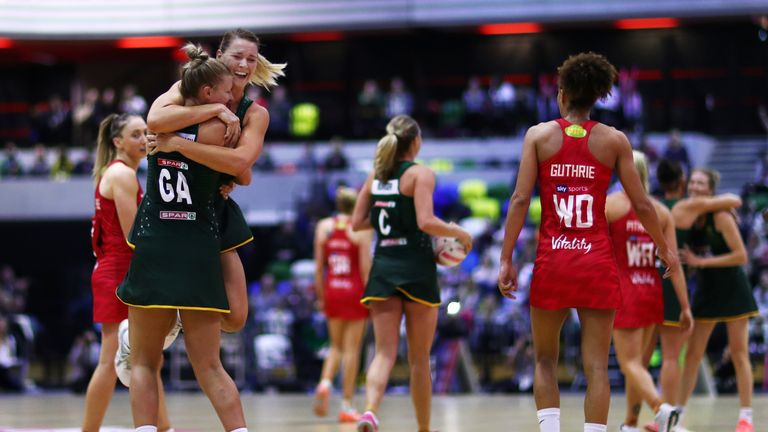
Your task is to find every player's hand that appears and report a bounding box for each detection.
[145,133,157,155]
[679,246,702,269]
[217,107,241,147]
[658,247,681,278]
[219,181,235,200]
[149,133,176,155]
[451,223,473,253]
[497,260,518,299]
[678,307,694,335]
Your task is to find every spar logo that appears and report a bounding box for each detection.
[158,158,189,170]
[160,211,196,221]
[555,185,568,193]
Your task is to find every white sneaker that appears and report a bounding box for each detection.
[655,403,680,432]
[672,427,694,432]
[115,319,131,387]
[620,425,640,432]
[163,312,182,350]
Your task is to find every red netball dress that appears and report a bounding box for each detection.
[531,119,621,310]
[323,216,369,320]
[91,160,142,323]
[609,206,664,328]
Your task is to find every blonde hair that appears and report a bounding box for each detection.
[218,28,286,90]
[692,168,721,193]
[93,113,137,183]
[374,115,421,182]
[179,43,231,100]
[632,150,650,193]
[335,187,357,215]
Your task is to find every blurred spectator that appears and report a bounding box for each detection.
[254,146,276,172]
[73,88,101,147]
[27,144,50,177]
[296,142,319,172]
[118,85,147,116]
[488,76,516,135]
[0,314,24,392]
[72,147,95,176]
[247,86,269,108]
[463,76,488,136]
[268,86,292,140]
[620,69,644,134]
[37,95,72,146]
[97,88,118,121]
[754,269,768,317]
[50,146,74,181]
[66,329,100,393]
[385,77,414,118]
[594,83,621,126]
[322,137,349,171]
[355,79,385,138]
[536,74,559,123]
[663,129,691,175]
[1,142,24,178]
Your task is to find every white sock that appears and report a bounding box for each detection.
[537,408,560,432]
[341,398,353,411]
[676,406,686,426]
[319,378,332,388]
[135,427,157,432]
[584,423,607,432]
[739,407,753,423]
[620,425,640,432]
[228,428,248,432]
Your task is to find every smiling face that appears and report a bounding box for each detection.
[201,74,234,106]
[114,116,148,163]
[687,170,713,197]
[218,37,259,90]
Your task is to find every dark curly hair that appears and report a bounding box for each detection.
[657,158,684,193]
[557,52,617,111]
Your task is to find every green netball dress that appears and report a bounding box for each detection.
[687,213,757,322]
[118,125,229,312]
[362,161,440,307]
[217,94,255,252]
[661,197,688,326]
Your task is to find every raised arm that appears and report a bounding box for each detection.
[498,125,539,296]
[147,81,237,142]
[680,194,742,215]
[413,166,472,251]
[154,105,269,178]
[616,132,678,276]
[351,174,374,231]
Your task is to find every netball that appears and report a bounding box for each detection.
[433,236,467,267]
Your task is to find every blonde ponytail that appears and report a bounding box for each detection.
[632,150,649,193]
[251,53,286,90]
[374,133,399,182]
[94,113,134,184]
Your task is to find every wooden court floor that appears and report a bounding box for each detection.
[0,392,765,431]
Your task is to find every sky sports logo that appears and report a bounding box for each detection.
[556,185,568,193]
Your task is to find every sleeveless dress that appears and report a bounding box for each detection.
[362,161,439,306]
[660,197,688,326]
[323,216,369,320]
[687,213,757,321]
[609,206,664,329]
[91,160,142,323]
[117,124,229,312]
[531,119,620,310]
[217,94,255,252]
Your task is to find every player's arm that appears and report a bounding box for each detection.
[313,218,330,308]
[683,211,747,268]
[154,107,269,178]
[413,166,472,251]
[616,132,678,277]
[654,200,693,330]
[351,173,374,231]
[679,194,742,215]
[147,80,240,145]
[356,229,374,286]
[110,166,140,240]
[498,125,539,295]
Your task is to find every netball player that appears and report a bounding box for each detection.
[606,151,692,432]
[312,187,372,423]
[675,169,758,432]
[350,115,473,432]
[83,113,172,431]
[497,52,679,432]
[117,45,247,432]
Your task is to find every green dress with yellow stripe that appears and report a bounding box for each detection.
[362,161,439,306]
[687,212,757,321]
[117,124,229,312]
[216,93,254,252]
